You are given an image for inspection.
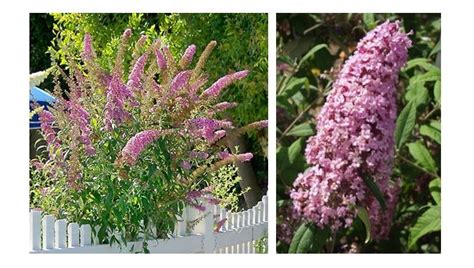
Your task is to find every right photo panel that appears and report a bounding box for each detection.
[276,13,441,253]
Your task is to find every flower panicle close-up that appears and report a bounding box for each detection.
[290,20,412,239]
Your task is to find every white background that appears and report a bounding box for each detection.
[1,0,472,267]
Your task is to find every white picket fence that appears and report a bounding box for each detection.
[30,195,268,253]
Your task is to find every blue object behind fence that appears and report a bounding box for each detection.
[30,87,55,129]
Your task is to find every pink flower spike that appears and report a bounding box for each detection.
[186,190,202,202]
[82,33,93,61]
[179,44,196,68]
[233,70,249,80]
[290,21,412,238]
[154,48,167,70]
[180,160,192,171]
[136,35,147,47]
[236,153,253,162]
[127,52,149,89]
[213,102,238,112]
[170,71,192,94]
[201,70,249,98]
[209,130,226,144]
[122,28,132,38]
[218,150,231,160]
[120,130,161,166]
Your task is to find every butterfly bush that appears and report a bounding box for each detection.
[290,21,411,240]
[30,29,267,244]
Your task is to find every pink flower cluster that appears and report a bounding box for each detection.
[120,130,161,165]
[185,188,220,212]
[213,102,238,112]
[104,74,134,130]
[170,70,192,95]
[154,47,167,71]
[290,21,411,239]
[127,52,149,90]
[39,110,60,150]
[186,118,233,142]
[179,44,196,68]
[201,70,249,98]
[82,33,93,61]
[66,101,96,156]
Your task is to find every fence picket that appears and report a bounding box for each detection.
[42,215,55,249]
[55,219,67,248]
[242,211,248,253]
[30,210,41,251]
[263,195,268,222]
[80,224,92,246]
[202,204,215,253]
[177,208,187,236]
[220,208,227,232]
[257,201,263,223]
[68,223,79,247]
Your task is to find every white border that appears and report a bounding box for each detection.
[2,0,474,267]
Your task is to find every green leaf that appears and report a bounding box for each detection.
[429,41,441,57]
[357,207,371,243]
[430,120,441,131]
[434,80,441,104]
[429,178,441,205]
[362,175,387,210]
[310,228,331,253]
[288,138,304,165]
[289,222,316,253]
[363,13,376,30]
[277,146,290,171]
[407,142,438,174]
[299,44,328,66]
[279,155,306,186]
[286,123,315,137]
[405,82,429,107]
[419,124,441,144]
[395,101,417,149]
[403,58,436,72]
[410,68,441,84]
[279,77,308,97]
[409,205,441,249]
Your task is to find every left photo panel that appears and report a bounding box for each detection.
[29,13,268,253]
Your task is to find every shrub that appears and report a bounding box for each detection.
[30,28,267,251]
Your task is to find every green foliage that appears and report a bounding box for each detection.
[289,222,317,253]
[209,164,248,212]
[289,222,331,253]
[361,175,387,211]
[395,101,417,149]
[48,13,160,73]
[407,142,438,174]
[357,207,372,244]
[277,13,441,253]
[157,14,268,128]
[254,234,268,253]
[408,205,441,249]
